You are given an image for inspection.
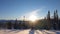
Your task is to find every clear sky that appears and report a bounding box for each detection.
[0,0,60,20]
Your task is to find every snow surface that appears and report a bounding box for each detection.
[0,29,60,34]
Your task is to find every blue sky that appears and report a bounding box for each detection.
[0,0,60,20]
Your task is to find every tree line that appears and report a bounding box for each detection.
[0,10,60,30]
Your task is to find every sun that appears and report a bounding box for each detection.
[28,15,37,22]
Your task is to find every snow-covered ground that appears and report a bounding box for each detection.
[0,29,60,34]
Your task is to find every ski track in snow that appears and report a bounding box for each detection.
[0,29,60,34]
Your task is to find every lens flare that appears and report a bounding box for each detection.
[28,15,37,22]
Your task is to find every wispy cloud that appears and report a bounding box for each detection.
[19,9,42,20]
[17,7,46,20]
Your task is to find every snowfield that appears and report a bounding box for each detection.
[0,29,60,34]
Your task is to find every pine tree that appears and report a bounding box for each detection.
[47,10,51,30]
[7,21,12,29]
